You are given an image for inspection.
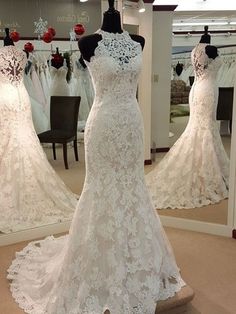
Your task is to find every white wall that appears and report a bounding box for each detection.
[123,4,153,161]
[151,11,174,149]
[137,4,153,161]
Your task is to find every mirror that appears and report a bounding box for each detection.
[0,0,101,238]
[146,9,234,228]
[1,1,235,242]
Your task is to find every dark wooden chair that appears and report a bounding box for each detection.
[38,96,81,169]
[217,87,234,133]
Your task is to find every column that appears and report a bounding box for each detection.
[138,2,154,162]
[151,5,176,151]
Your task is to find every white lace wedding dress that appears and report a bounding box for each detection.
[8,31,184,314]
[0,46,77,233]
[50,65,70,96]
[146,43,229,209]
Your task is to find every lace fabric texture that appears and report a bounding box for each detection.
[0,46,77,233]
[146,43,229,209]
[8,30,184,314]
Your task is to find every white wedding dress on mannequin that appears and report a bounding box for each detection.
[8,30,184,314]
[0,46,77,233]
[146,43,229,209]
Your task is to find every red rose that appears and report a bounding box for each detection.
[24,42,34,53]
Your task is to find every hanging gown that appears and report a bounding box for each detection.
[146,43,229,209]
[0,46,77,233]
[8,30,184,314]
[50,66,70,96]
[31,66,47,109]
[24,71,49,133]
[69,66,90,123]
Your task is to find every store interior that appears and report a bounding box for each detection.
[0,0,234,240]
[0,0,236,313]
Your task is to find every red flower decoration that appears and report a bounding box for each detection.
[42,32,53,43]
[10,31,20,42]
[24,42,34,53]
[48,27,56,37]
[74,24,85,36]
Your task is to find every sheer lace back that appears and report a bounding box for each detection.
[191,43,221,81]
[0,46,26,86]
[146,43,229,210]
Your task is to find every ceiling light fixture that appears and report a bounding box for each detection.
[138,0,145,13]
[173,21,229,27]
[80,0,88,2]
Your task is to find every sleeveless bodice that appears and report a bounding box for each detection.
[86,30,142,104]
[0,46,26,86]
[191,43,221,81]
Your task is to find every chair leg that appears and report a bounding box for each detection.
[52,143,56,160]
[74,139,79,161]
[63,143,69,169]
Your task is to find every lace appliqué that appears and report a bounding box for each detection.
[191,44,221,80]
[93,30,142,70]
[0,46,26,86]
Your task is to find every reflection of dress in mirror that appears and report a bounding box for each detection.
[146,29,229,209]
[24,65,49,134]
[50,48,70,96]
[0,38,77,233]
[7,4,185,313]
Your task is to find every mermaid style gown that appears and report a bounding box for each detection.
[146,43,229,209]
[0,46,77,233]
[8,31,184,314]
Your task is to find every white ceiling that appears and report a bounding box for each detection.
[153,0,236,11]
[152,0,236,31]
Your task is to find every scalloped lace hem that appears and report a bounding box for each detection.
[7,237,185,314]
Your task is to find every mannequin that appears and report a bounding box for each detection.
[78,0,145,62]
[4,28,14,46]
[199,26,218,60]
[51,47,64,69]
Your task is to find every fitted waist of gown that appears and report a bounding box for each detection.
[0,81,29,111]
[94,89,137,106]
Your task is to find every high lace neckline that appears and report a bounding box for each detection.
[97,29,130,38]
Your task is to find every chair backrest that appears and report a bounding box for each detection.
[50,96,81,133]
[217,87,234,121]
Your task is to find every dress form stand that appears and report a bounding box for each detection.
[78,0,145,62]
[200,26,218,60]
[4,28,14,46]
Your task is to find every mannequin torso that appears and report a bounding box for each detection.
[79,1,145,62]
[199,27,218,60]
